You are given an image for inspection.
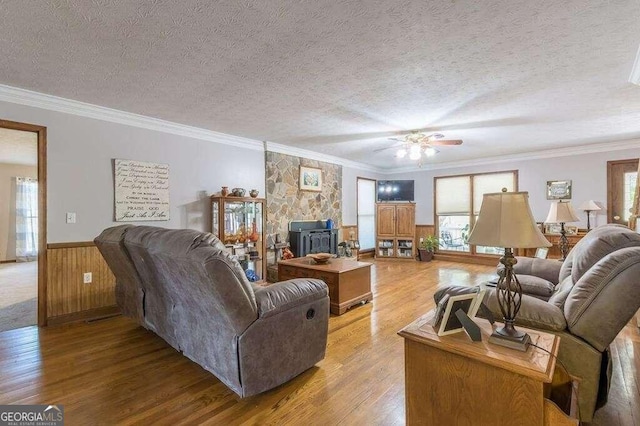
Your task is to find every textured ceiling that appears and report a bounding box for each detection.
[0,0,639,169]
[0,128,37,166]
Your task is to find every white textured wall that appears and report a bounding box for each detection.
[390,146,640,228]
[0,101,265,243]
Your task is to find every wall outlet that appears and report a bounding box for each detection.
[66,212,77,224]
[83,272,92,284]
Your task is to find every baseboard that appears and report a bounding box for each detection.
[47,305,120,326]
[0,259,17,264]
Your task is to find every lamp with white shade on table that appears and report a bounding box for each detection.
[545,200,580,261]
[578,200,601,230]
[467,189,551,351]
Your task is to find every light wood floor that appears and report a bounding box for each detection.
[0,260,637,425]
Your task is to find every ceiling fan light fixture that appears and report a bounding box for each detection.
[409,150,421,160]
[396,148,407,158]
[424,147,437,157]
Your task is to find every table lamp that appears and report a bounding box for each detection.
[467,189,551,351]
[578,200,601,230]
[545,201,580,260]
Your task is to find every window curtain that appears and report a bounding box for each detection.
[15,177,38,262]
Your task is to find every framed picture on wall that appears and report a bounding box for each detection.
[547,180,572,200]
[299,166,322,191]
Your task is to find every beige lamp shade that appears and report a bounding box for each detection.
[578,200,601,211]
[468,191,551,249]
[545,201,580,223]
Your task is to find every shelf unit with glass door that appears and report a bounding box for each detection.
[210,196,266,282]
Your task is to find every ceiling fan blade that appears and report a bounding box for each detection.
[387,137,404,142]
[429,139,463,146]
[373,145,397,153]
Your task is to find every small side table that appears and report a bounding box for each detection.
[398,311,577,426]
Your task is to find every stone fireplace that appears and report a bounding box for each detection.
[265,151,342,264]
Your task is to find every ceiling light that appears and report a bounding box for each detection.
[424,147,437,157]
[409,150,421,160]
[409,144,421,155]
[396,148,407,158]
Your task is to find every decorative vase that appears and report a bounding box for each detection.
[221,186,229,197]
[249,220,259,242]
[326,218,334,229]
[249,189,259,198]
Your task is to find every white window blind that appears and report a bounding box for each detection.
[436,176,471,215]
[357,179,376,250]
[473,172,516,214]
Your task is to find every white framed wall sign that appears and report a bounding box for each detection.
[114,159,170,221]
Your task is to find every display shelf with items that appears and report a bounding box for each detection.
[210,196,266,282]
[377,239,395,258]
[396,239,414,258]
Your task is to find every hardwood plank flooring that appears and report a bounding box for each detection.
[0,259,637,425]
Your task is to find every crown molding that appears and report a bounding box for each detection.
[0,84,264,151]
[1,84,636,175]
[382,138,640,174]
[265,141,383,173]
[630,44,640,85]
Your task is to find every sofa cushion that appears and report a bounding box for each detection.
[516,275,555,300]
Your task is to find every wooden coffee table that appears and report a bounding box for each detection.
[278,257,372,315]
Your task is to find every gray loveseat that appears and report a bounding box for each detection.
[95,225,330,398]
[436,224,640,422]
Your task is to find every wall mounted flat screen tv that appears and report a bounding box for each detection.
[377,180,415,202]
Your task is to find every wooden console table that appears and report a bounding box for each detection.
[278,257,372,315]
[398,311,577,425]
[518,233,585,259]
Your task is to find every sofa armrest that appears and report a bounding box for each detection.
[498,257,562,285]
[253,279,328,319]
[484,289,567,332]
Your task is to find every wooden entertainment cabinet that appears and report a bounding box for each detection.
[376,202,416,259]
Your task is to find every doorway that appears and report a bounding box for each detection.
[0,120,47,329]
[607,159,639,225]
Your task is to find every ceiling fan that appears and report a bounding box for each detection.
[375,132,463,166]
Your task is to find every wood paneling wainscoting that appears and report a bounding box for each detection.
[415,224,435,243]
[46,241,117,325]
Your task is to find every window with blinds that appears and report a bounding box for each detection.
[357,178,376,251]
[435,170,517,255]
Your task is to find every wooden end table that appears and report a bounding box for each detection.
[398,311,578,425]
[278,257,372,315]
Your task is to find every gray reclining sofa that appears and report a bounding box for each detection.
[95,225,330,398]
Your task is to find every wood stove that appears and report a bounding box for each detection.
[289,220,338,257]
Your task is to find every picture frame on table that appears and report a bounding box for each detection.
[299,166,323,191]
[565,225,578,235]
[432,288,486,337]
[546,180,572,200]
[534,247,549,259]
[544,223,562,234]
